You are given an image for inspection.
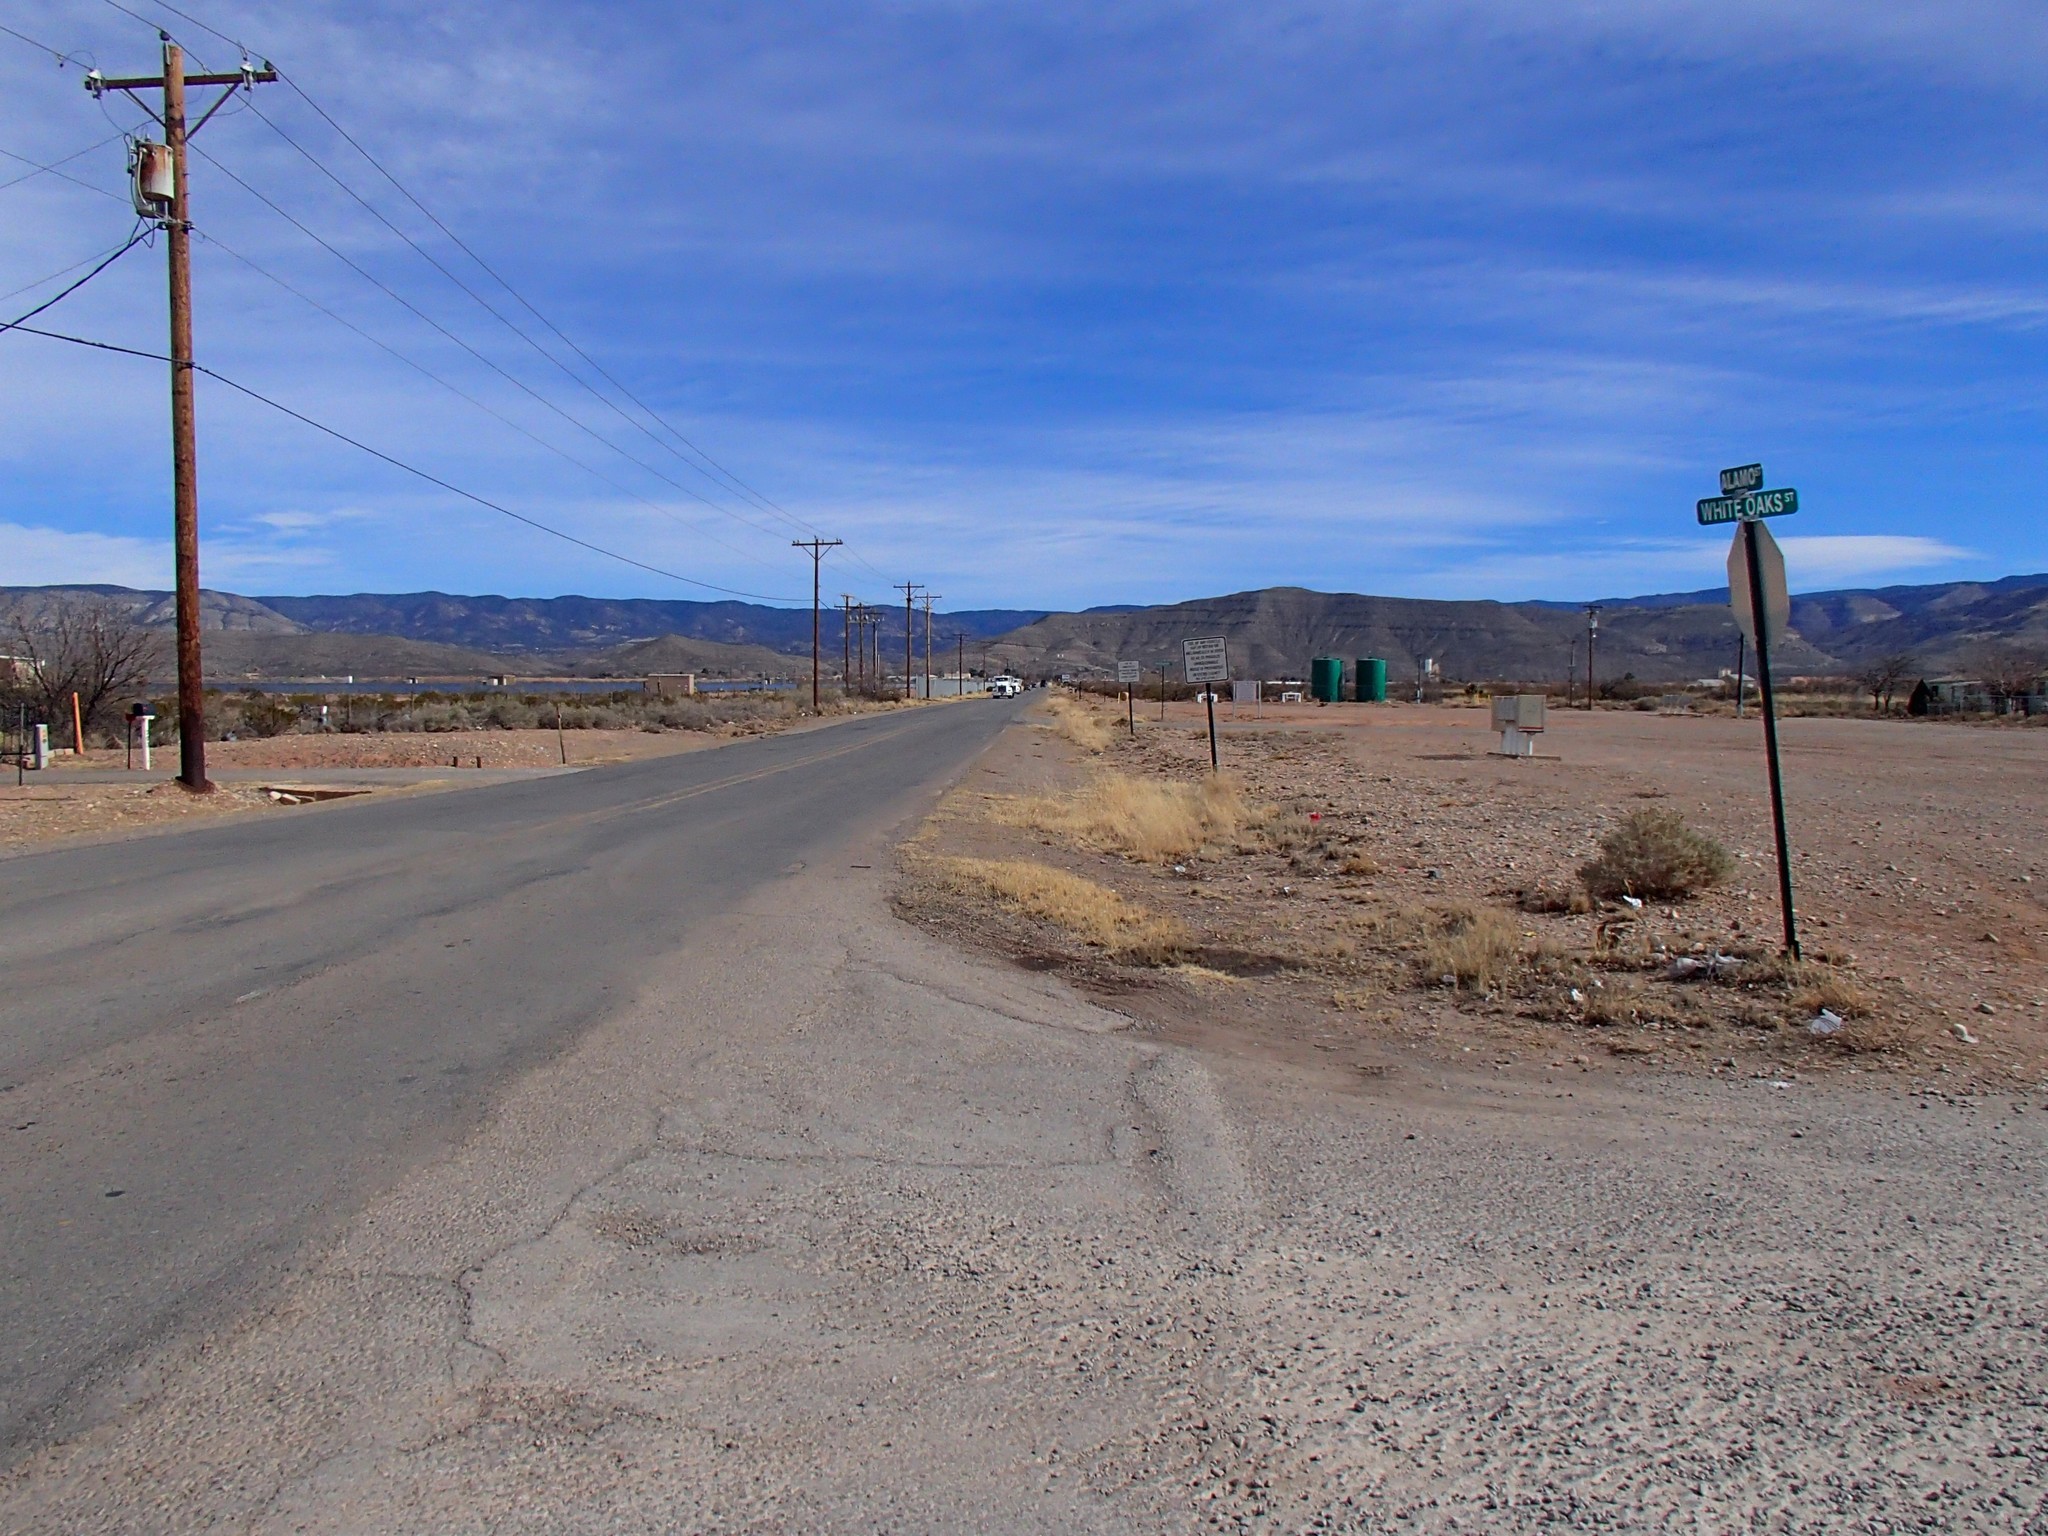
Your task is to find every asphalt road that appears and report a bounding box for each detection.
[0,699,1015,1462]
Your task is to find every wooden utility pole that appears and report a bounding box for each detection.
[921,593,941,701]
[957,632,964,694]
[91,43,276,790]
[1584,605,1601,710]
[841,594,854,695]
[896,583,921,700]
[791,538,841,711]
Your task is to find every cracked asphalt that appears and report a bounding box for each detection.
[0,700,1015,1471]
[3,700,2046,1532]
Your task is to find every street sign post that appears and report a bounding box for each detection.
[1183,637,1228,770]
[1697,487,1797,525]
[1117,661,1140,734]
[1705,470,1801,958]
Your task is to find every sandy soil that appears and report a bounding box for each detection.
[898,696,2048,1090]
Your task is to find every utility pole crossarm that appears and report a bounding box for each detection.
[95,70,280,89]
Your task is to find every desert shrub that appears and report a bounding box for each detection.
[236,692,300,738]
[647,700,714,731]
[1579,809,1732,901]
[484,698,538,729]
[933,856,1188,964]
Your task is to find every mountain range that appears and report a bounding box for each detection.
[3,575,2044,684]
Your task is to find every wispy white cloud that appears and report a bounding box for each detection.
[1776,534,1975,586]
[0,522,167,588]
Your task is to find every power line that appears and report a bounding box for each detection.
[242,93,830,548]
[83,0,889,581]
[0,21,88,67]
[0,143,126,202]
[260,79,824,533]
[0,231,146,334]
[0,132,127,194]
[194,227,801,587]
[0,231,147,304]
[6,319,807,601]
[102,0,243,53]
[183,136,796,546]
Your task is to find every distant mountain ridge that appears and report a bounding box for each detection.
[984,576,2048,684]
[3,574,2043,683]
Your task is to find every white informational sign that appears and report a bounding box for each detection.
[1727,521,1790,646]
[1231,679,1260,705]
[1182,636,1229,684]
[1116,661,1141,684]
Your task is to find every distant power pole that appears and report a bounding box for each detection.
[89,42,277,790]
[792,538,842,711]
[1584,605,1601,709]
[921,593,941,702]
[957,632,964,693]
[841,593,854,693]
[896,582,922,700]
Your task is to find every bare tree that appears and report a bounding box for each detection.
[1857,651,1917,713]
[1968,642,2048,712]
[4,599,165,740]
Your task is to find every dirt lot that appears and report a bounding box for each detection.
[0,727,734,855]
[898,694,2048,1089]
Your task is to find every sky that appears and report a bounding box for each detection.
[2,0,2046,612]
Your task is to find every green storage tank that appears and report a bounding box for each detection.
[1310,656,1344,703]
[1357,656,1388,702]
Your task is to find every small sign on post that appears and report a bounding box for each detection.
[1720,463,1764,496]
[1117,661,1140,734]
[1697,487,1797,525]
[1183,636,1228,770]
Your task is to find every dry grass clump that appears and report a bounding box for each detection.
[1362,901,1525,992]
[994,771,1261,862]
[1043,694,1114,752]
[1789,968,1877,1019]
[1515,883,1593,915]
[932,855,1188,964]
[1418,903,1522,991]
[1579,809,1733,901]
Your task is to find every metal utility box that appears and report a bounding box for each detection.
[1491,694,1545,731]
[1491,693,1545,756]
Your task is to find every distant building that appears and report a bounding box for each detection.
[645,672,697,698]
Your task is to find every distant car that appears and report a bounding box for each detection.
[989,676,1023,698]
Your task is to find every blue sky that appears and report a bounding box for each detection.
[2,0,2045,610]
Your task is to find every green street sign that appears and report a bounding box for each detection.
[1697,487,1797,525]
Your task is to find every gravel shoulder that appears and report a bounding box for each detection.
[2,703,2043,1531]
